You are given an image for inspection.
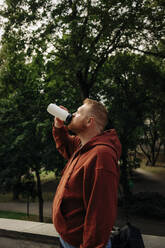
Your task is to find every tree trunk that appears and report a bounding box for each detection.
[35,169,44,222]
[27,194,30,217]
[76,71,90,100]
[120,148,132,200]
[12,175,22,200]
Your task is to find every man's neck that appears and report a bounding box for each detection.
[78,129,101,147]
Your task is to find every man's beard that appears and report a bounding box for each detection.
[68,120,87,135]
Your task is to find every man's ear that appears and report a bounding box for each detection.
[86,116,94,127]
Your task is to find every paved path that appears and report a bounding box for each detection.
[1,218,165,248]
[116,168,165,236]
[132,168,165,196]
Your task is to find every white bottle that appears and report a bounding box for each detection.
[47,103,72,125]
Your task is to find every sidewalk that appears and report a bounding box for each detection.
[0,218,165,248]
[132,168,165,196]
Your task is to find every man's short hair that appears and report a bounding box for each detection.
[83,98,108,132]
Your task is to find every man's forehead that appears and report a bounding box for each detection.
[77,103,91,112]
[77,105,84,111]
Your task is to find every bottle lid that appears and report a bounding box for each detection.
[65,113,72,125]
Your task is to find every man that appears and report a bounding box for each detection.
[52,98,121,248]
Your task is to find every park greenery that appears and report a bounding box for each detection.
[0,0,165,222]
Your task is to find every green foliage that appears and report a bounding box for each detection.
[45,0,165,98]
[95,52,165,150]
[90,52,165,194]
[127,192,165,220]
[0,0,165,199]
[1,0,164,99]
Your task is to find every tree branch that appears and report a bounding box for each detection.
[139,143,151,164]
[89,29,122,88]
[128,46,165,59]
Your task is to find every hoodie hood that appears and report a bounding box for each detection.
[80,129,122,160]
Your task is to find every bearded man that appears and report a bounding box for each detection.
[52,98,121,248]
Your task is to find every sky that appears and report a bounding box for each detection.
[0,0,59,41]
[0,0,5,40]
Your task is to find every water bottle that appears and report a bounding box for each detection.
[47,103,72,125]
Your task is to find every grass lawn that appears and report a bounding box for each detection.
[0,170,59,203]
[0,190,55,203]
[0,210,52,223]
[0,210,35,221]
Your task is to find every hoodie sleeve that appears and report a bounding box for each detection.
[52,125,81,160]
[81,147,119,248]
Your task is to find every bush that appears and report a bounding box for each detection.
[120,192,165,220]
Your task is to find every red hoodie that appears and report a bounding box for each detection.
[52,126,121,248]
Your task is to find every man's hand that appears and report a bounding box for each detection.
[54,105,69,128]
[54,117,64,128]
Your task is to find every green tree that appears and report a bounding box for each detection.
[1,0,165,203]
[94,52,165,195]
[138,55,165,166]
[0,0,69,221]
[44,0,165,99]
[0,42,65,221]
[0,80,66,221]
[139,113,163,166]
[1,0,165,99]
